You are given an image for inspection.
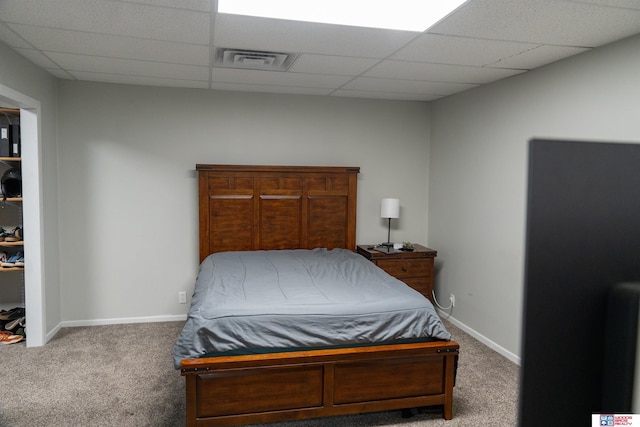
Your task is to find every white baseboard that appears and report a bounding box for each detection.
[45,322,63,345]
[439,310,521,366]
[43,314,187,344]
[60,314,188,328]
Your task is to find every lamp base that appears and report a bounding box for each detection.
[378,242,395,253]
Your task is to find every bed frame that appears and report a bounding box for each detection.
[181,164,459,427]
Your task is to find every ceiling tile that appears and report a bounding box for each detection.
[213,14,418,58]
[45,68,76,79]
[0,0,638,101]
[13,48,60,69]
[211,67,352,88]
[391,33,540,67]
[430,0,640,47]
[365,60,525,84]
[331,89,441,101]
[487,44,591,69]
[118,0,211,12]
[342,77,478,96]
[46,52,210,81]
[577,0,640,9]
[0,22,32,48]
[0,0,210,45]
[8,24,210,66]
[209,82,334,96]
[68,71,210,88]
[288,54,379,76]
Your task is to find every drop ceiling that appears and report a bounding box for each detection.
[1,0,640,101]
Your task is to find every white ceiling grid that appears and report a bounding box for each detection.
[0,0,639,101]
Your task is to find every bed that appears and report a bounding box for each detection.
[176,164,459,427]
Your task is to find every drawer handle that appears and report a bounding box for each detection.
[402,267,407,272]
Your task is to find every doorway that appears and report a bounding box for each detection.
[0,83,45,347]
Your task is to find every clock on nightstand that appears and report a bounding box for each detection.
[357,244,437,301]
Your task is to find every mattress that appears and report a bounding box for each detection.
[173,248,451,368]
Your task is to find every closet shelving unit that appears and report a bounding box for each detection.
[0,108,24,313]
[0,157,23,273]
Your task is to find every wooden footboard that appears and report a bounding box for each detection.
[181,340,459,427]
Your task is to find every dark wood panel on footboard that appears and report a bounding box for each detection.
[181,341,459,427]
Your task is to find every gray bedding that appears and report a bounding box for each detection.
[173,248,451,368]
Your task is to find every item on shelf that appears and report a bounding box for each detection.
[4,316,25,333]
[0,167,21,198]
[1,251,22,268]
[1,226,22,242]
[0,307,25,333]
[0,119,19,158]
[0,307,24,320]
[0,125,10,157]
[0,251,6,263]
[8,124,20,157]
[0,307,25,331]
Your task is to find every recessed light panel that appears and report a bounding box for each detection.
[217,0,468,32]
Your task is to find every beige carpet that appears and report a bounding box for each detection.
[0,318,519,427]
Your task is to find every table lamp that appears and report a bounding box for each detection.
[380,198,399,247]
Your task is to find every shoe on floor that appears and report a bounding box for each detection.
[0,331,23,345]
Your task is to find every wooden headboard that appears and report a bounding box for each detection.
[197,165,360,262]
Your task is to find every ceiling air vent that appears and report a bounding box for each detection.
[214,48,299,71]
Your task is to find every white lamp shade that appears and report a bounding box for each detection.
[380,198,400,219]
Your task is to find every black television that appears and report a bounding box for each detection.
[519,139,640,426]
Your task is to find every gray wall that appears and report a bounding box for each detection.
[56,83,431,322]
[429,33,640,361]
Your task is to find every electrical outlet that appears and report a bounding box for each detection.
[178,291,187,304]
[450,294,455,307]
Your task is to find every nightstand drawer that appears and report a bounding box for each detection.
[402,278,430,298]
[357,244,437,303]
[375,259,430,279]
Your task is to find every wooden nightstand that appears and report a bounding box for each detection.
[357,244,437,301]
